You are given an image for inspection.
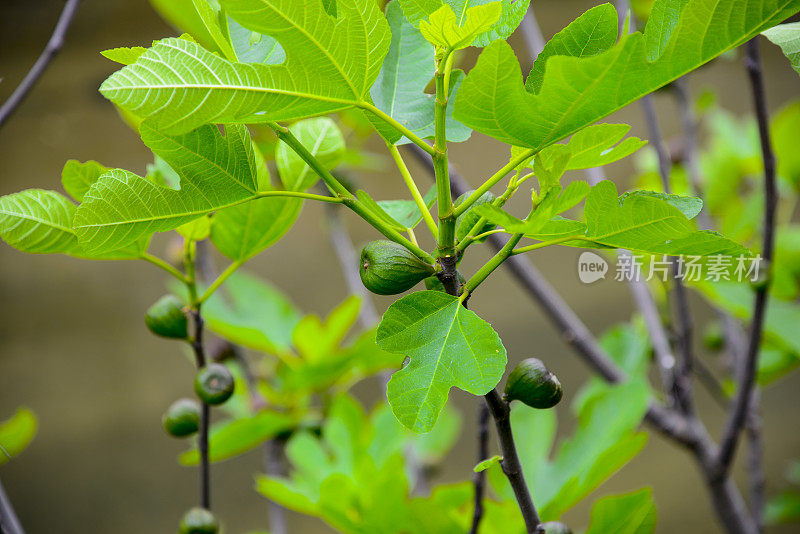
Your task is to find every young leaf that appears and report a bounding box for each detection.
[179,411,297,465]
[190,0,237,60]
[377,291,507,433]
[211,197,301,261]
[102,0,390,134]
[538,123,647,171]
[763,22,800,75]
[454,0,800,150]
[377,186,437,229]
[62,160,109,202]
[419,3,501,50]
[474,455,502,473]
[74,124,259,254]
[202,271,301,354]
[370,1,471,144]
[399,0,529,47]
[275,118,345,192]
[584,488,657,534]
[0,407,37,466]
[176,215,211,241]
[100,47,148,65]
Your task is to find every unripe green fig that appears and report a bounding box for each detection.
[145,294,188,339]
[540,521,572,534]
[162,398,201,438]
[359,240,435,295]
[424,272,466,293]
[179,507,218,534]
[454,190,496,242]
[504,358,563,409]
[194,364,235,405]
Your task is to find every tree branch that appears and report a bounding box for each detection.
[189,309,211,510]
[714,36,777,481]
[469,401,490,534]
[484,390,542,533]
[0,476,24,534]
[0,0,81,130]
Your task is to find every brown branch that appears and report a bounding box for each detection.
[189,309,211,510]
[469,402,490,534]
[713,36,777,482]
[0,477,24,534]
[0,0,81,130]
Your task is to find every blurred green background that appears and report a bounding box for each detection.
[0,0,798,532]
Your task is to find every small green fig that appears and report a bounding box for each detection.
[454,189,496,242]
[179,507,218,534]
[359,240,435,295]
[504,358,563,409]
[424,272,466,293]
[144,294,188,339]
[540,521,572,534]
[162,398,201,438]
[194,364,235,405]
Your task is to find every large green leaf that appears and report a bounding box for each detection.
[370,1,470,145]
[0,407,37,466]
[0,189,146,259]
[275,117,345,192]
[74,124,259,254]
[398,0,529,47]
[211,197,301,261]
[376,291,506,433]
[537,123,647,171]
[454,0,800,149]
[103,0,390,134]
[764,22,800,75]
[584,488,658,534]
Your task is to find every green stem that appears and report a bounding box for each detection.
[388,143,438,239]
[435,53,455,259]
[511,235,586,256]
[452,149,537,219]
[198,260,244,304]
[462,234,524,298]
[359,102,436,156]
[456,174,522,254]
[184,240,199,305]
[255,190,345,204]
[140,252,188,283]
[269,121,434,263]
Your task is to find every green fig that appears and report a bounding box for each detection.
[144,295,188,339]
[504,358,563,409]
[162,398,201,438]
[454,190,496,242]
[194,364,235,405]
[359,240,435,295]
[179,507,218,534]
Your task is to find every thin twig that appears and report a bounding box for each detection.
[484,390,541,533]
[519,6,546,60]
[265,439,288,534]
[469,402,490,534]
[0,0,81,130]
[0,477,25,534]
[714,36,777,481]
[746,396,766,533]
[189,309,211,509]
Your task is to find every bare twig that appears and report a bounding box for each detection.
[714,36,776,482]
[265,439,288,534]
[469,402,490,534]
[0,477,25,534]
[484,390,542,533]
[0,0,81,130]
[189,309,211,509]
